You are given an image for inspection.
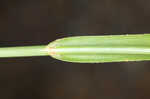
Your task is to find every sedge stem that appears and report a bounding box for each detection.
[0,45,48,58]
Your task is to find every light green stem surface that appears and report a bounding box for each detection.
[0,45,48,58]
[1,34,150,63]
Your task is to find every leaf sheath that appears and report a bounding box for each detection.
[48,34,150,63]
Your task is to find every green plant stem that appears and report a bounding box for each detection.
[0,45,48,58]
[1,34,150,63]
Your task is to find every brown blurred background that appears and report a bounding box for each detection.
[0,0,150,99]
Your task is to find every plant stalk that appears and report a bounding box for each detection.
[1,34,150,63]
[0,45,48,58]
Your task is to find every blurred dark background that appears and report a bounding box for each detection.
[0,0,150,99]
